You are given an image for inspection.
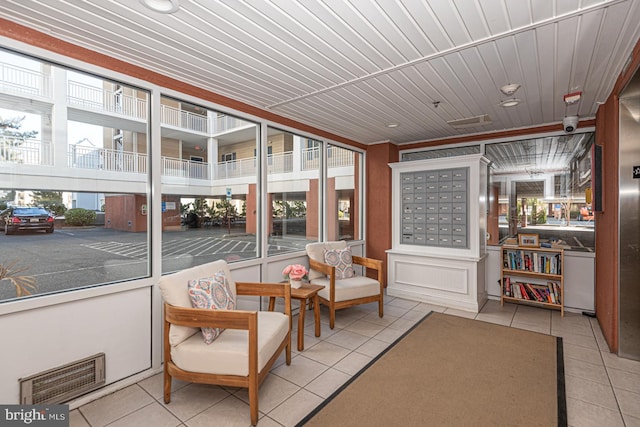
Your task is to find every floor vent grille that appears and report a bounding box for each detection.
[20,353,106,404]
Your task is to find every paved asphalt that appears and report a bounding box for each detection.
[0,226,304,301]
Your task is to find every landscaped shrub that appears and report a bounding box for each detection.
[64,208,97,226]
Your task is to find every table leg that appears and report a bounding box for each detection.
[297,298,306,351]
[313,294,321,337]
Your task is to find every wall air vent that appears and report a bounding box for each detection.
[447,114,492,129]
[20,353,105,404]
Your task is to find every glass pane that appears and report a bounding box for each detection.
[267,129,320,255]
[485,133,595,251]
[160,98,259,273]
[326,143,360,241]
[0,49,150,301]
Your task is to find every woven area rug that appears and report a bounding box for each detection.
[298,312,566,427]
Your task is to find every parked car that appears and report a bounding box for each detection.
[0,206,55,235]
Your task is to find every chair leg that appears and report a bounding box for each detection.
[163,366,171,404]
[378,298,384,318]
[249,382,259,426]
[329,308,335,329]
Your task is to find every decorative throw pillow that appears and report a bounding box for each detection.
[187,270,236,344]
[323,247,356,280]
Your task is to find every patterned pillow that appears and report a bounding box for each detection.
[187,270,236,344]
[323,247,356,280]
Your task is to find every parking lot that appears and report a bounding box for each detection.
[0,226,305,301]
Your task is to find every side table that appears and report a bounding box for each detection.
[269,283,325,351]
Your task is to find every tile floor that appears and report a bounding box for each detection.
[70,297,640,427]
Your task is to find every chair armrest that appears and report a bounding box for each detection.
[352,255,382,270]
[164,303,256,331]
[235,281,291,317]
[352,255,385,287]
[309,258,335,276]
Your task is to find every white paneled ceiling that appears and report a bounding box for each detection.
[0,0,639,145]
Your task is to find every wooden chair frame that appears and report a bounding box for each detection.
[163,281,291,426]
[309,255,384,329]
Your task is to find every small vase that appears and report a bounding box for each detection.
[290,279,302,289]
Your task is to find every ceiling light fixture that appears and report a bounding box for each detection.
[500,98,521,107]
[139,0,180,13]
[386,123,399,128]
[500,83,521,96]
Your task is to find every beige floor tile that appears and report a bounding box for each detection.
[552,321,595,337]
[607,367,640,394]
[106,402,181,427]
[333,351,372,375]
[601,351,640,374]
[614,388,640,419]
[554,331,599,350]
[386,298,419,310]
[563,343,604,366]
[412,302,446,313]
[183,395,251,427]
[475,313,513,326]
[563,357,611,384]
[343,319,387,337]
[361,311,399,326]
[565,375,618,410]
[267,388,324,427]
[161,383,230,421]
[325,329,369,350]
[138,372,190,401]
[234,374,300,414]
[382,304,412,317]
[386,317,418,331]
[373,326,406,343]
[400,309,430,322]
[624,414,640,427]
[304,368,352,399]
[299,341,351,366]
[271,355,327,387]
[79,385,154,427]
[69,410,89,427]
[355,338,391,357]
[511,321,550,335]
[442,308,476,319]
[566,397,625,427]
[590,317,611,351]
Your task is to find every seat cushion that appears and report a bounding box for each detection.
[158,260,237,346]
[310,275,381,303]
[188,271,236,344]
[171,311,289,376]
[323,247,355,280]
[306,241,348,280]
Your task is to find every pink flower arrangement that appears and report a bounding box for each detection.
[282,264,309,281]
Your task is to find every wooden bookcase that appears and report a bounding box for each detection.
[500,245,564,317]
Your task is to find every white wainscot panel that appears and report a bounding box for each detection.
[387,252,486,312]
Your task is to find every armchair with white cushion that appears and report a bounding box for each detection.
[158,260,291,426]
[305,241,384,329]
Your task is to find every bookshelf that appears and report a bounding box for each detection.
[500,245,564,317]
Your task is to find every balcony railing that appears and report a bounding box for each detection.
[212,114,255,134]
[4,139,353,181]
[69,146,147,173]
[67,81,147,119]
[162,156,210,180]
[0,62,51,98]
[161,105,208,133]
[0,137,52,166]
[301,147,354,170]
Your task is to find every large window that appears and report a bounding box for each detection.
[485,133,595,251]
[267,127,320,256]
[160,97,260,273]
[0,49,151,301]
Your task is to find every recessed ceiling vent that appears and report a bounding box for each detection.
[447,114,492,129]
[20,353,106,404]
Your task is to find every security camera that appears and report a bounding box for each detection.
[562,116,579,133]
